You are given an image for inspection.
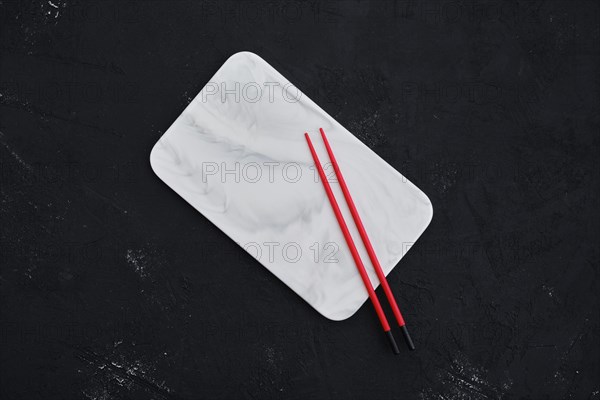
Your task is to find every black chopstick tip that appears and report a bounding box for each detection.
[385,330,400,355]
[400,325,416,351]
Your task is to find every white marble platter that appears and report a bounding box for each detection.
[150,52,433,320]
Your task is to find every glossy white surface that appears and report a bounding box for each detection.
[150,52,433,320]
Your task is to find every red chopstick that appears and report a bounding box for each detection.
[305,132,400,355]
[319,128,415,351]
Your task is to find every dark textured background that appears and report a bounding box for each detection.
[1,1,599,399]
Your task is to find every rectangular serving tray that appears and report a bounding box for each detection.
[150,52,433,320]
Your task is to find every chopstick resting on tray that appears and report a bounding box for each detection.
[304,129,415,353]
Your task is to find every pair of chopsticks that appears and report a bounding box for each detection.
[305,128,415,354]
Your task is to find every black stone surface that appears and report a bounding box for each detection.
[1,1,599,399]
